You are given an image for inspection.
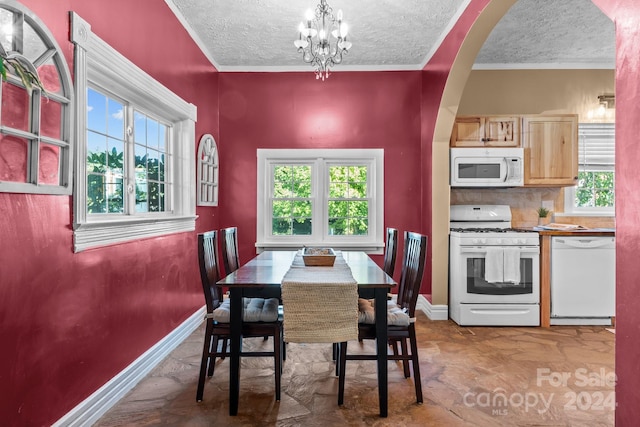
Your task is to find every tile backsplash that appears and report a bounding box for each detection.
[450,187,615,229]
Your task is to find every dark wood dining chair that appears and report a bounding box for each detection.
[221,226,278,342]
[333,227,398,365]
[383,227,398,277]
[331,228,397,370]
[196,230,284,402]
[221,226,240,276]
[337,231,427,405]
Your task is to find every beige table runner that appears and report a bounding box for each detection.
[281,250,359,343]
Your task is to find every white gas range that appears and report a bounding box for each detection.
[449,205,540,326]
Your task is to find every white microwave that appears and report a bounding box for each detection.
[450,147,524,187]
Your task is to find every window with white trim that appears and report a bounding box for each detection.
[564,123,615,215]
[257,149,384,252]
[71,13,196,252]
[0,2,73,195]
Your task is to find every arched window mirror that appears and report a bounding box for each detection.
[0,1,73,194]
[197,133,219,206]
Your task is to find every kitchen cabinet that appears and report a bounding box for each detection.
[450,116,520,147]
[522,114,578,186]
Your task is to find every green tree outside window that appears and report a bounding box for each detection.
[272,165,312,235]
[575,171,614,208]
[328,165,369,235]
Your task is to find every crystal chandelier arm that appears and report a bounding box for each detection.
[294,0,350,80]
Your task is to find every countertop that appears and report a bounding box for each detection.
[535,228,615,236]
[516,227,615,236]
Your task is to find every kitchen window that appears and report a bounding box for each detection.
[256,149,384,252]
[71,12,196,252]
[564,123,615,215]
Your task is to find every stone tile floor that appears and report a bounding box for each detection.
[95,314,615,426]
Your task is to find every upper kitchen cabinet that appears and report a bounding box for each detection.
[522,114,578,187]
[450,116,520,147]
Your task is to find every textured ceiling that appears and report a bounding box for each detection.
[166,0,615,72]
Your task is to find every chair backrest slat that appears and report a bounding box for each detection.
[198,230,223,313]
[383,227,398,277]
[396,231,428,317]
[221,227,240,275]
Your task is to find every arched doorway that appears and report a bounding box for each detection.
[430,1,640,424]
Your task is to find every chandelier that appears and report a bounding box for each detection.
[294,0,351,81]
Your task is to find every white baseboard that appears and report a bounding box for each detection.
[53,307,205,427]
[417,294,449,321]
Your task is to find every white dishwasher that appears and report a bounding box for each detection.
[550,236,615,325]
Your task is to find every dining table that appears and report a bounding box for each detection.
[216,250,396,417]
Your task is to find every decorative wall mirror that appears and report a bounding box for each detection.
[197,133,218,206]
[0,1,73,195]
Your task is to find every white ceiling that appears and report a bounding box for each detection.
[166,0,615,72]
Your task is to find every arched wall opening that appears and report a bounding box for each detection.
[431,1,640,424]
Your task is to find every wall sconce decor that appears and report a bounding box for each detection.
[197,134,219,206]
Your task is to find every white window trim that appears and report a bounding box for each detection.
[70,12,197,252]
[563,122,615,217]
[256,148,384,253]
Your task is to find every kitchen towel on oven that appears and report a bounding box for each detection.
[484,247,504,283]
[503,247,521,283]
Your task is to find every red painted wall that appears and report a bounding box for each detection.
[218,72,423,279]
[6,0,640,425]
[1,1,219,425]
[419,0,493,296]
[589,1,640,424]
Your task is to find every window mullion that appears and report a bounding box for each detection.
[367,159,375,235]
[315,158,326,241]
[165,123,174,213]
[125,105,135,215]
[12,12,24,53]
[28,91,41,185]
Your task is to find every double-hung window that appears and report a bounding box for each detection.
[564,123,615,215]
[71,13,196,252]
[85,87,171,214]
[257,149,384,252]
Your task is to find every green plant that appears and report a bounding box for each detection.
[0,44,46,95]
[536,207,550,218]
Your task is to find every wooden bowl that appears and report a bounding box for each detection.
[302,247,336,266]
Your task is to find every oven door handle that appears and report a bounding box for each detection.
[459,246,540,254]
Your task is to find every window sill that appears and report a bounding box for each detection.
[256,241,384,255]
[555,212,615,218]
[73,215,197,252]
